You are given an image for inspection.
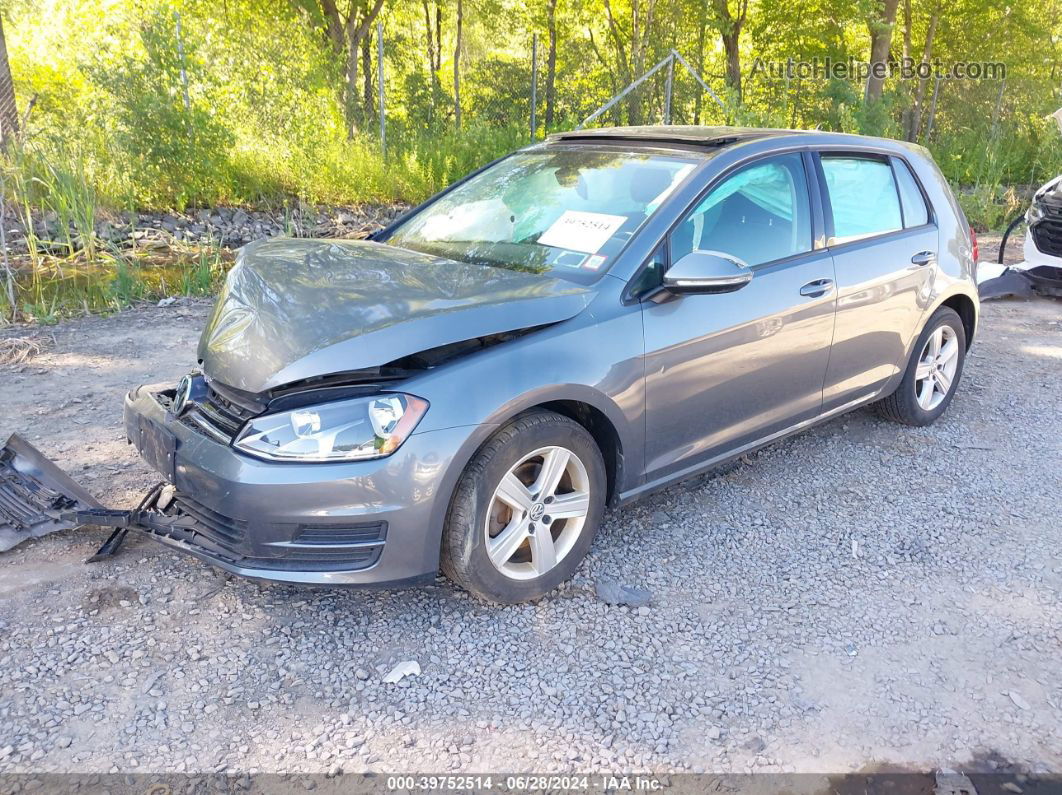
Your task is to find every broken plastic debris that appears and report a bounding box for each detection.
[594,579,652,607]
[935,768,978,795]
[382,660,421,684]
[1005,690,1030,710]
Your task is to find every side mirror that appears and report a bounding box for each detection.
[663,250,752,295]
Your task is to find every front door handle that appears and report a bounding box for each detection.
[799,279,834,298]
[910,250,936,267]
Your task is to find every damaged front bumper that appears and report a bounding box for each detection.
[0,433,104,552]
[978,225,1062,300]
[977,262,1062,300]
[0,385,474,587]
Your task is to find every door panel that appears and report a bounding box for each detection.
[642,252,836,481]
[640,151,836,483]
[816,153,937,410]
[822,229,937,409]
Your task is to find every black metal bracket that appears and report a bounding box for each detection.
[60,483,169,564]
[86,527,131,562]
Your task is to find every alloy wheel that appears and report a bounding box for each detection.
[484,445,591,581]
[915,325,959,411]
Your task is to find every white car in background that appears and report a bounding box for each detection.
[978,175,1062,298]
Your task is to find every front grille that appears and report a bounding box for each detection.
[181,385,258,443]
[294,523,387,546]
[1031,197,1062,258]
[272,545,381,568]
[1031,219,1062,258]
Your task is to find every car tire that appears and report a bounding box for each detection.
[875,306,967,427]
[441,410,607,604]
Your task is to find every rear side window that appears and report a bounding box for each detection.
[891,157,930,227]
[671,153,812,267]
[820,155,902,244]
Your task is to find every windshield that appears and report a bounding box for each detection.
[385,149,699,281]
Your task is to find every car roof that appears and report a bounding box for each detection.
[544,125,917,160]
[547,125,802,149]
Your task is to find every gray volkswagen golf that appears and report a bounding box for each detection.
[2,126,980,603]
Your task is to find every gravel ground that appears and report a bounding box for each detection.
[1,255,1060,776]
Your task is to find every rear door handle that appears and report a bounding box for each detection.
[799,279,834,298]
[910,250,936,267]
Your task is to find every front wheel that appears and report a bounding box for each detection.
[875,306,967,426]
[441,410,606,604]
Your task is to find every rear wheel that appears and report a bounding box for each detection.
[876,306,966,426]
[441,410,606,604]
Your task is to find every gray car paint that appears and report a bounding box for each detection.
[199,237,593,394]
[117,126,978,586]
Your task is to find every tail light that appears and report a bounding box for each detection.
[970,226,979,262]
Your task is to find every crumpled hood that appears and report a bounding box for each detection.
[197,238,593,393]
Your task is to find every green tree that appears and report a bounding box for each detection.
[294,0,385,136]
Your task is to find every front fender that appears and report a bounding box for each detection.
[415,380,637,571]
[407,293,646,552]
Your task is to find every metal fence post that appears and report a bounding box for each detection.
[530,33,538,141]
[670,50,725,114]
[924,74,940,144]
[174,11,191,112]
[0,172,16,321]
[990,78,1006,138]
[663,53,674,124]
[377,21,386,158]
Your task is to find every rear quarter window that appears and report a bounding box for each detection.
[891,157,930,227]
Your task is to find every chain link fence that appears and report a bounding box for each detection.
[359,21,1020,164]
[365,25,735,157]
[0,18,20,147]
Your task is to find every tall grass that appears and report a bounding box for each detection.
[932,117,1062,231]
[12,116,1059,231]
[3,106,1060,325]
[0,242,230,325]
[1,140,231,324]
[160,122,530,208]
[5,122,529,212]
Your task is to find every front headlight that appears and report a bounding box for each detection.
[233,393,429,462]
[1026,202,1044,225]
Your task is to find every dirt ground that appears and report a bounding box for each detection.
[1,242,1060,777]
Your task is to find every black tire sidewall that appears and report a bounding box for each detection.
[898,307,967,424]
[444,413,607,603]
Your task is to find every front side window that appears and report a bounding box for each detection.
[670,153,812,268]
[821,155,903,243]
[385,149,698,282]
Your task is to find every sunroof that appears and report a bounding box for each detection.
[548,126,797,148]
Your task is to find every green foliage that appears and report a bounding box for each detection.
[3,0,1061,228]
[6,140,99,258]
[86,6,234,207]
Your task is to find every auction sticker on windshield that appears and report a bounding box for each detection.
[538,210,628,254]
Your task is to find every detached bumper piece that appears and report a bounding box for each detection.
[977,264,1062,300]
[1021,265,1062,298]
[0,434,103,552]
